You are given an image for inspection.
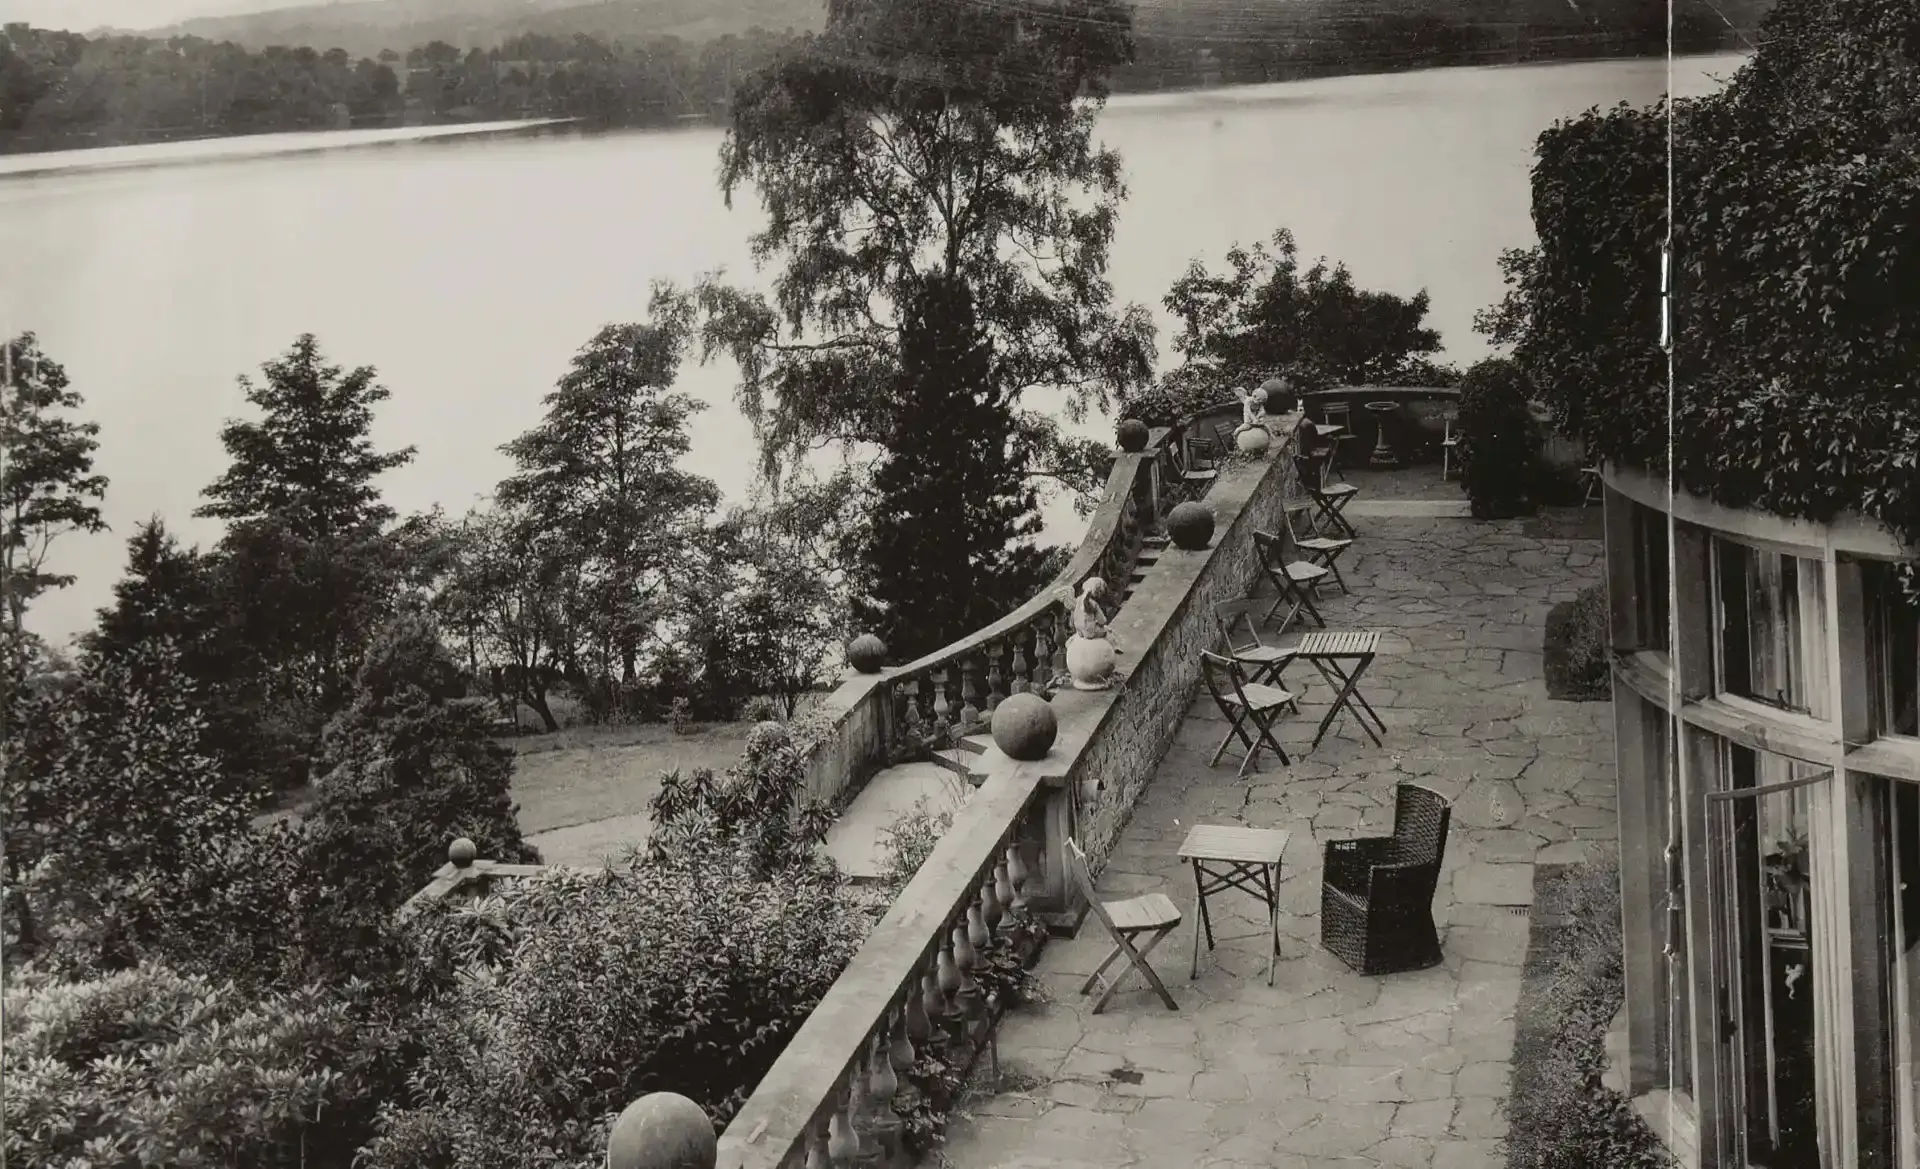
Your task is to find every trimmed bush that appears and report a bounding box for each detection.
[1508,858,1675,1169]
[1545,584,1612,701]
[1456,356,1541,518]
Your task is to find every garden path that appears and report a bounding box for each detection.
[937,514,1614,1169]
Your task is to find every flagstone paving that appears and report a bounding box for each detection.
[939,515,1616,1169]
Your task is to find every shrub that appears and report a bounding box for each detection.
[2,962,403,1169]
[666,694,693,733]
[1456,356,1541,518]
[1507,857,1675,1169]
[1479,0,1920,562]
[359,861,870,1169]
[1545,584,1612,701]
[648,720,835,879]
[878,798,955,887]
[740,693,784,723]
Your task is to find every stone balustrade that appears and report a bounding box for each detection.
[691,406,1306,1169]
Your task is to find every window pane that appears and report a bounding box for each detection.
[1721,743,1823,1167]
[1866,561,1920,738]
[1635,505,1671,653]
[1891,782,1919,1169]
[1717,540,1827,717]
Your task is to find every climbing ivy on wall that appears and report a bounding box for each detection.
[1478,0,1920,568]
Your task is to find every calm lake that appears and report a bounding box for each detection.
[1,52,1745,645]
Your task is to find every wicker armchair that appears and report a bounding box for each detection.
[1320,783,1453,975]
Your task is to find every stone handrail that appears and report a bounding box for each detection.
[700,411,1306,1169]
[793,405,1249,811]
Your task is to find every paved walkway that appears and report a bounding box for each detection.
[940,515,1615,1169]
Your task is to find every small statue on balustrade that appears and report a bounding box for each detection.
[1063,577,1122,690]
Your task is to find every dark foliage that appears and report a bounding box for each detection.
[1480,0,1920,567]
[1544,584,1611,701]
[856,274,1054,660]
[1455,356,1541,519]
[1508,859,1675,1169]
[1162,228,1446,393]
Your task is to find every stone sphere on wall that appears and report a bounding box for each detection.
[604,1093,716,1169]
[1116,418,1151,452]
[1166,501,1216,550]
[990,692,1059,761]
[846,633,888,674]
[448,837,477,868]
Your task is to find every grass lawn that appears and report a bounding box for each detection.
[252,721,756,868]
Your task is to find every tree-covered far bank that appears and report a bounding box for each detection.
[2,0,1764,156]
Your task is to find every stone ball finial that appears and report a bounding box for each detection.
[448,837,477,868]
[605,1092,716,1169]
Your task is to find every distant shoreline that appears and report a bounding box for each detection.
[0,117,579,179]
[0,43,1738,176]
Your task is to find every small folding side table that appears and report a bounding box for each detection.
[1178,823,1292,986]
[1293,629,1388,749]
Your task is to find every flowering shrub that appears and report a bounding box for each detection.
[647,719,835,879]
[360,861,870,1169]
[2,963,400,1169]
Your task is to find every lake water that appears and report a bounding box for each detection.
[0,52,1746,645]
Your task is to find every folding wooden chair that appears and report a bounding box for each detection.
[1580,464,1602,506]
[1441,413,1460,481]
[1212,600,1302,710]
[1200,650,1295,776]
[1318,400,1353,482]
[1063,838,1182,1014]
[1293,453,1360,538]
[1253,529,1327,632]
[1284,504,1352,595]
[1168,430,1219,501]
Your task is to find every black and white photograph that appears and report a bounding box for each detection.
[2,0,1914,1167]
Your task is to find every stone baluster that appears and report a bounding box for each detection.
[987,862,1009,931]
[1006,842,1030,916]
[931,666,952,736]
[921,963,948,1025]
[936,935,963,1034]
[1009,630,1032,695]
[916,675,937,732]
[605,1093,719,1169]
[865,1028,902,1161]
[953,920,979,1006]
[967,899,991,955]
[959,653,983,731]
[804,1116,831,1169]
[1031,620,1055,690]
[985,641,1007,712]
[1049,610,1070,679]
[906,974,933,1045]
[826,1077,861,1168]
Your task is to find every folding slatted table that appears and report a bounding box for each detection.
[1177,824,1292,987]
[1292,629,1387,749]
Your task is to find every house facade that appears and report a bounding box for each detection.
[1602,464,1920,1169]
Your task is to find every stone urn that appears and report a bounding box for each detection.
[1065,578,1120,690]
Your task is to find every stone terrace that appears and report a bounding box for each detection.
[939,514,1614,1169]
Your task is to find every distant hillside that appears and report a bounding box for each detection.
[139,0,1768,58]
[147,0,824,55]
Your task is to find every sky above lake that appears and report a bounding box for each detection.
[0,0,320,32]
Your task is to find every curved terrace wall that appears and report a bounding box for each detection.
[714,408,1306,1169]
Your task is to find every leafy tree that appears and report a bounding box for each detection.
[1455,357,1541,519]
[683,0,1155,502]
[305,612,537,913]
[648,719,835,879]
[196,334,416,720]
[1,332,106,635]
[2,638,252,974]
[496,315,719,693]
[1162,228,1446,391]
[696,504,840,716]
[437,503,575,732]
